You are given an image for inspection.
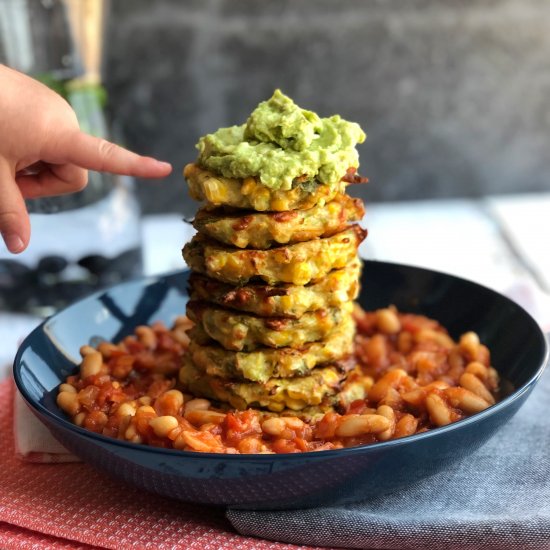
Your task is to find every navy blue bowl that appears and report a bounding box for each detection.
[13,261,548,510]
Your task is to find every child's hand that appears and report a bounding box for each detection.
[0,65,172,253]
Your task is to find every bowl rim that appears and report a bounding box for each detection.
[13,261,550,461]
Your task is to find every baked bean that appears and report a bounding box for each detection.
[465,361,488,379]
[415,329,454,349]
[136,326,158,349]
[400,388,425,408]
[57,391,80,416]
[57,308,500,454]
[376,308,401,334]
[281,417,305,430]
[261,416,305,439]
[364,334,389,368]
[445,387,491,414]
[237,436,266,454]
[393,414,418,439]
[125,423,139,440]
[73,412,86,426]
[425,393,453,427]
[369,369,409,403]
[149,416,179,438]
[397,331,414,354]
[172,325,191,347]
[459,372,495,405]
[116,403,136,417]
[376,405,396,441]
[186,410,226,426]
[459,331,480,360]
[137,405,156,416]
[124,422,143,444]
[401,380,448,409]
[80,351,103,379]
[184,398,211,415]
[79,345,97,357]
[156,389,185,416]
[262,417,287,437]
[335,414,390,437]
[97,341,119,359]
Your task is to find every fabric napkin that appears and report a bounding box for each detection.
[13,390,78,463]
[228,364,550,549]
[3,312,78,463]
[0,379,320,550]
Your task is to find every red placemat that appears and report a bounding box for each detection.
[0,379,320,550]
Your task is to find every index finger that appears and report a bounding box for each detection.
[56,131,172,178]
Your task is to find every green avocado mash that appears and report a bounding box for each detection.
[196,90,366,191]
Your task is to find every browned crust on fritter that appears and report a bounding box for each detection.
[187,260,362,318]
[182,226,366,286]
[186,300,354,351]
[192,193,365,249]
[185,314,356,383]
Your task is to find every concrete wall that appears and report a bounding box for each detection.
[103,0,550,215]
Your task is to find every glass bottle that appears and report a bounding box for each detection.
[0,0,143,316]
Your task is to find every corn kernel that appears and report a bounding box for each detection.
[242,178,256,195]
[327,202,339,216]
[204,179,227,203]
[272,198,287,211]
[280,296,292,310]
[291,262,313,285]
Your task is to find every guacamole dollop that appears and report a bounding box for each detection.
[196,90,366,191]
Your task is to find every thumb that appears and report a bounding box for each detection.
[0,159,30,253]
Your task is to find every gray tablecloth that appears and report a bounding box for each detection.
[227,367,550,550]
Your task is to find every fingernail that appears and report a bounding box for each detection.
[3,233,25,253]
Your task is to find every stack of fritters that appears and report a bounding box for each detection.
[181,163,366,412]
